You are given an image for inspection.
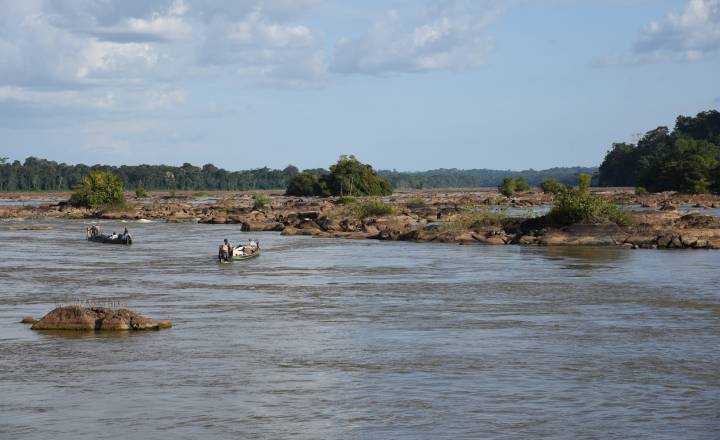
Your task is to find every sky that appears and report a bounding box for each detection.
[0,0,718,171]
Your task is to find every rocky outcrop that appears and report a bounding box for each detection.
[4,190,720,250]
[30,306,171,331]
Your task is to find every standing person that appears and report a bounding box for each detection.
[221,238,232,261]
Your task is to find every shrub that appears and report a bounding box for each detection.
[446,209,509,231]
[347,199,397,219]
[577,173,592,193]
[405,196,426,209]
[252,193,271,210]
[545,188,632,226]
[193,191,209,197]
[69,171,126,208]
[541,177,567,194]
[336,196,356,205]
[498,177,516,197]
[634,186,648,195]
[514,177,530,192]
[135,188,148,198]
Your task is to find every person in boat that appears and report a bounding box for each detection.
[219,239,232,261]
[110,231,119,240]
[118,227,130,241]
[88,225,100,238]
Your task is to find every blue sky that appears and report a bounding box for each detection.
[0,0,718,171]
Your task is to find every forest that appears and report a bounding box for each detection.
[0,156,595,192]
[379,167,596,189]
[598,110,720,193]
[0,158,301,192]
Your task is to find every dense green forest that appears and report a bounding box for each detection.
[0,157,301,191]
[598,110,720,193]
[0,155,596,192]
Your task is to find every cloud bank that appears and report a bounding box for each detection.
[331,1,501,75]
[0,0,504,111]
[599,0,720,66]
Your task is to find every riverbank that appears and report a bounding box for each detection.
[2,189,720,249]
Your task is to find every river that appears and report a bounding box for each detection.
[1,218,719,439]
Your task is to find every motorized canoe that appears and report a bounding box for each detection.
[218,240,260,262]
[86,226,132,245]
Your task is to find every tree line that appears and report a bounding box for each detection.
[0,156,596,192]
[379,167,597,189]
[0,157,300,192]
[598,110,720,193]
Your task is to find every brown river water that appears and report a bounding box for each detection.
[1,218,719,439]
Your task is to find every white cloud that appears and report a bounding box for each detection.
[227,12,315,49]
[124,0,193,40]
[0,0,507,118]
[77,41,160,79]
[0,85,185,112]
[0,0,330,117]
[331,0,501,75]
[196,8,328,87]
[633,0,720,62]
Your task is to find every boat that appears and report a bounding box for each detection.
[86,225,132,245]
[219,239,260,262]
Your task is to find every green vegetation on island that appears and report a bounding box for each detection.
[540,177,567,194]
[252,193,271,211]
[69,171,126,208]
[345,199,397,219]
[598,110,720,193]
[545,186,630,227]
[285,155,393,197]
[498,176,531,197]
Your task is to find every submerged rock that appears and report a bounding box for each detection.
[20,317,38,324]
[30,306,171,331]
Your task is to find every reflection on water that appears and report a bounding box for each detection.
[540,245,628,262]
[31,329,136,340]
[1,218,719,440]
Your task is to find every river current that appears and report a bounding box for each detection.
[1,218,719,439]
